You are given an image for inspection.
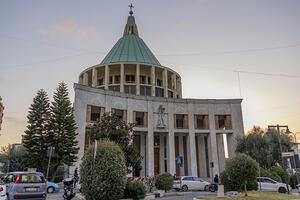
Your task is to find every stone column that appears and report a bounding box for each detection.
[92,67,97,87]
[208,104,220,176]
[120,64,124,93]
[217,134,226,172]
[147,101,154,176]
[104,65,109,90]
[140,134,146,176]
[83,72,88,85]
[167,103,176,175]
[136,64,140,95]
[163,69,168,97]
[73,87,87,168]
[151,66,156,96]
[172,73,177,98]
[228,103,244,157]
[188,103,198,176]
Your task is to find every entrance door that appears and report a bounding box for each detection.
[154,135,160,175]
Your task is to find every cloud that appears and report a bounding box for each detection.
[36,17,97,40]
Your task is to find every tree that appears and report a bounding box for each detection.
[48,82,79,180]
[80,140,127,200]
[23,89,51,173]
[236,126,293,169]
[90,112,142,173]
[0,145,27,172]
[221,153,259,196]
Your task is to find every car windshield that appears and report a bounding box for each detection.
[20,174,45,183]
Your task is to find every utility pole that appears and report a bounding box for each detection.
[268,124,291,194]
[46,147,55,181]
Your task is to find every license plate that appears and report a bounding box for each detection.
[25,188,38,192]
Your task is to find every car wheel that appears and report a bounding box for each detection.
[278,187,287,193]
[182,185,188,192]
[47,186,55,193]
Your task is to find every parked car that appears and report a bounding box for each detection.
[46,181,60,193]
[2,172,46,200]
[0,179,7,200]
[173,176,210,192]
[257,177,292,193]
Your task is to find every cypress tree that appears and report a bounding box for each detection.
[49,82,79,180]
[23,89,51,173]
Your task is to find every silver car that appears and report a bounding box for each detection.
[3,172,46,200]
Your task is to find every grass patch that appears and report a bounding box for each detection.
[198,191,300,200]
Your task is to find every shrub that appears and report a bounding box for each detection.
[269,166,284,179]
[289,175,298,189]
[221,153,259,196]
[80,140,127,200]
[123,180,146,200]
[259,167,282,182]
[155,173,174,192]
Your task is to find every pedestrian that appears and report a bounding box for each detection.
[74,167,79,187]
[214,174,219,185]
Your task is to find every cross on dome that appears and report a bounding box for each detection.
[129,3,134,15]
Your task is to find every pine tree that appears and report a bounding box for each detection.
[49,82,79,180]
[23,89,51,173]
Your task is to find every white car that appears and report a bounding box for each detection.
[0,178,7,200]
[257,177,292,193]
[173,176,210,192]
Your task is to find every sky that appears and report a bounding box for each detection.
[0,0,299,147]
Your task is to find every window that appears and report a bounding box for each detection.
[215,115,232,129]
[182,177,193,181]
[263,178,276,184]
[195,115,209,129]
[140,75,146,84]
[98,78,103,86]
[108,85,120,92]
[140,86,151,96]
[109,76,113,84]
[112,108,127,122]
[115,75,120,84]
[20,174,44,183]
[125,75,135,83]
[134,111,147,127]
[86,105,104,122]
[148,76,151,84]
[157,79,162,87]
[168,91,174,98]
[155,88,164,97]
[124,85,136,94]
[175,114,188,129]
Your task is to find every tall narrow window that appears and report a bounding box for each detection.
[140,75,146,84]
[215,115,232,129]
[195,115,209,129]
[125,75,135,83]
[174,114,188,129]
[86,105,104,122]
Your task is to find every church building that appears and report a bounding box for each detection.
[74,7,244,178]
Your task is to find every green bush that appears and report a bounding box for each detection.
[123,180,146,200]
[289,175,298,189]
[155,173,174,192]
[269,166,284,179]
[80,140,127,200]
[221,153,259,195]
[259,167,282,182]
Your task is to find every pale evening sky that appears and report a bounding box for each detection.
[0,0,299,147]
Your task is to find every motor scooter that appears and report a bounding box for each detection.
[63,178,75,200]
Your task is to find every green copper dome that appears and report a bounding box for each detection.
[100,15,161,66]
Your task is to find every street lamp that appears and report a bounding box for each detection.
[268,124,290,194]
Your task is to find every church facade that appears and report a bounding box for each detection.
[74,9,244,178]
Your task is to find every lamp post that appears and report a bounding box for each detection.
[268,124,290,194]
